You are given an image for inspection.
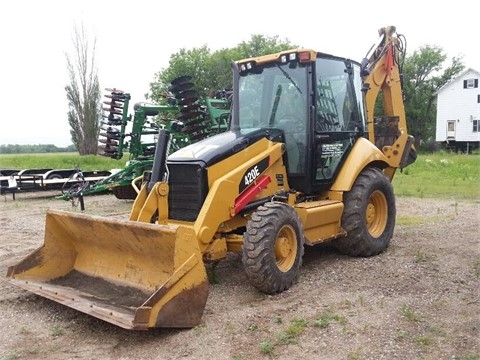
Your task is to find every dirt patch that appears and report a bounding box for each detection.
[0,191,479,360]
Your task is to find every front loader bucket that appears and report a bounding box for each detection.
[6,209,209,330]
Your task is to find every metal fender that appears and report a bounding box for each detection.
[330,138,389,192]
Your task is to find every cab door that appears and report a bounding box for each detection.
[312,57,366,187]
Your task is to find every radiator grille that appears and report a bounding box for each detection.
[168,163,207,221]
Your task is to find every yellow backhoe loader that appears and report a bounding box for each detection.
[6,26,416,330]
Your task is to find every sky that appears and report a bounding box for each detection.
[0,0,478,146]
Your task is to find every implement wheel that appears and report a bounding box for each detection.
[334,167,395,257]
[112,185,138,200]
[47,173,62,180]
[242,202,305,294]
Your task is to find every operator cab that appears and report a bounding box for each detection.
[233,50,367,194]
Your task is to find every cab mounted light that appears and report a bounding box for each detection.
[239,61,255,73]
[298,51,311,62]
[281,52,297,64]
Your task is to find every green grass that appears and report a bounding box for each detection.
[257,314,347,355]
[396,215,446,226]
[474,260,480,278]
[259,340,275,355]
[0,153,129,172]
[393,152,480,199]
[415,335,433,346]
[1,151,479,200]
[51,325,64,337]
[0,352,20,360]
[312,312,346,329]
[402,304,422,321]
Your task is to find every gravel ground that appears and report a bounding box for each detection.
[0,191,479,360]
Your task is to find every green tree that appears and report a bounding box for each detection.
[65,22,101,155]
[402,45,464,149]
[148,35,296,103]
[235,34,295,58]
[149,45,212,102]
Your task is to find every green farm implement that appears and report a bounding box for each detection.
[61,77,230,201]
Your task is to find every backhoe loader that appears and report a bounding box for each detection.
[6,26,416,330]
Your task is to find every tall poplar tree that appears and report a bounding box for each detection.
[65,22,101,155]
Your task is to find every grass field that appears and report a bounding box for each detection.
[1,151,479,199]
[393,151,480,199]
[0,153,129,172]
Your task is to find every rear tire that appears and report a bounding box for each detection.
[112,185,138,200]
[334,167,395,257]
[242,202,305,294]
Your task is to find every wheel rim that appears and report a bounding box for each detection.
[366,190,388,237]
[274,225,297,272]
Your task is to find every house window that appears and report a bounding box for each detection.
[448,121,455,132]
[464,79,479,89]
[474,120,479,133]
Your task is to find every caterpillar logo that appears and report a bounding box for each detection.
[239,157,269,193]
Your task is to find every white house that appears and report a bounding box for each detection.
[435,68,480,152]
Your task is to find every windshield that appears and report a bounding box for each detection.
[238,61,308,174]
[238,62,308,130]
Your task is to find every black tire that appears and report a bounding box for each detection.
[242,202,305,294]
[334,167,396,257]
[47,173,63,180]
[112,185,138,200]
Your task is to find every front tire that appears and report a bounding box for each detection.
[334,167,395,257]
[242,202,305,294]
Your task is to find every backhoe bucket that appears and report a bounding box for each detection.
[6,209,209,330]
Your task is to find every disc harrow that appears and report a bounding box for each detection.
[98,89,130,159]
[169,76,210,142]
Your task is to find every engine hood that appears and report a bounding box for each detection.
[168,128,283,167]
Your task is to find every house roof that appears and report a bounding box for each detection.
[437,67,480,94]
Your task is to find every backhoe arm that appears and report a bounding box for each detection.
[361,26,416,178]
